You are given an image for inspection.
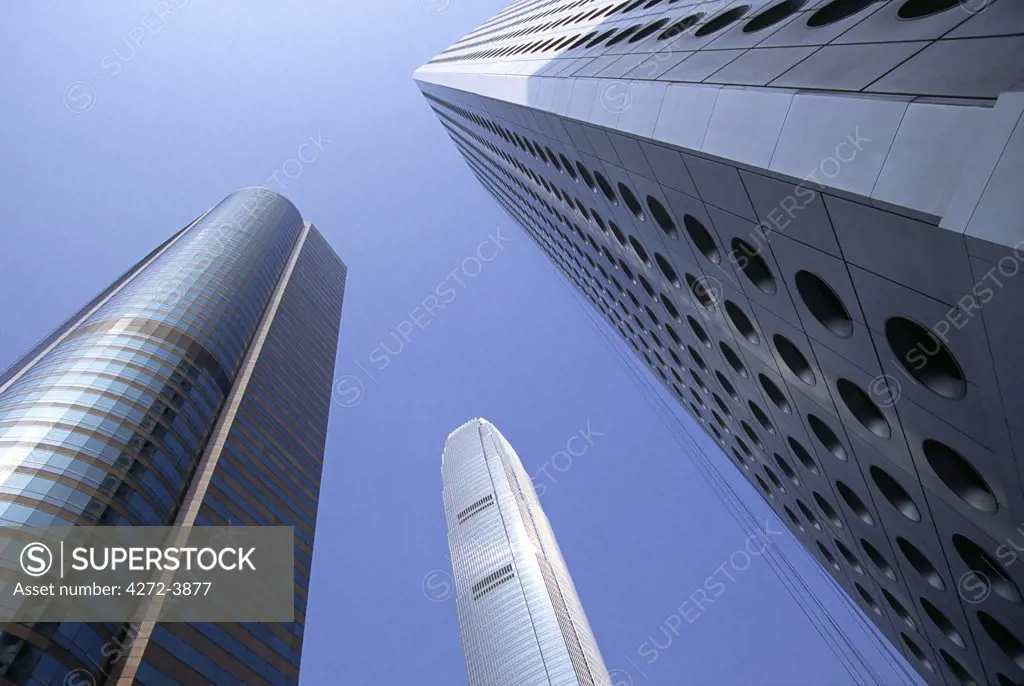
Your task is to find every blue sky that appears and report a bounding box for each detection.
[0,2,918,684]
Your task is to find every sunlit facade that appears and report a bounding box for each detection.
[442,418,609,686]
[418,1,1024,683]
[0,188,346,685]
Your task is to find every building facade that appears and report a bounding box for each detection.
[0,188,346,685]
[418,2,1024,684]
[442,419,610,686]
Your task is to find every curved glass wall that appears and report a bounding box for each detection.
[0,188,304,683]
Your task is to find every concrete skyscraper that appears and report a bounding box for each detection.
[0,188,346,684]
[418,2,1024,684]
[442,419,610,686]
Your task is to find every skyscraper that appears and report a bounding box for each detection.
[417,2,1024,684]
[0,188,346,685]
[442,418,610,686]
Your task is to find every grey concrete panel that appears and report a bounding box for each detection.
[629,49,693,80]
[963,102,1024,257]
[754,304,834,409]
[849,265,1002,450]
[705,204,804,328]
[846,435,942,549]
[867,36,1024,99]
[660,184,722,267]
[701,87,795,169]
[677,2,764,51]
[563,118,599,156]
[652,82,720,151]
[583,125,625,165]
[676,200,746,290]
[744,352,808,439]
[770,92,908,199]
[767,228,863,328]
[868,570,932,655]
[640,141,700,196]
[771,41,928,91]
[834,0,974,44]
[609,131,657,179]
[896,394,1024,544]
[598,158,656,232]
[986,341,1024,460]
[628,171,687,252]
[616,81,670,137]
[598,52,656,79]
[785,377,852,470]
[757,2,887,48]
[942,92,1024,260]
[909,579,986,686]
[824,195,976,307]
[948,0,1024,38]
[589,79,625,127]
[813,341,915,470]
[535,59,568,78]
[707,46,818,86]
[550,58,589,78]
[545,112,575,147]
[705,4,807,50]
[928,496,1024,673]
[872,101,990,223]
[534,77,559,111]
[719,280,778,370]
[660,49,747,83]
[551,76,577,116]
[738,169,843,257]
[683,152,759,220]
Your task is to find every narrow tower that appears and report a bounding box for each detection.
[442,418,609,686]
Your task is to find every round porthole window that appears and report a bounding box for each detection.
[953,534,1022,604]
[923,439,997,514]
[774,334,815,386]
[731,238,776,295]
[870,466,921,522]
[896,537,944,590]
[684,215,720,263]
[795,270,853,338]
[743,0,807,32]
[619,183,645,221]
[885,316,966,399]
[806,0,875,28]
[694,5,751,36]
[897,0,963,20]
[837,379,891,439]
[647,196,677,237]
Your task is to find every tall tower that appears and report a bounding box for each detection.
[442,418,610,686]
[417,2,1024,685]
[0,188,346,685]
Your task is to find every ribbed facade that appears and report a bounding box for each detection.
[442,419,609,686]
[0,188,346,685]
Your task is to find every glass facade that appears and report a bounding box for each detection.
[0,188,346,685]
[442,419,609,686]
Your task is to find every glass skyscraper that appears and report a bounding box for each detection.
[0,188,346,685]
[442,418,609,686]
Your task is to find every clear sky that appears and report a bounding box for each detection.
[0,2,919,685]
